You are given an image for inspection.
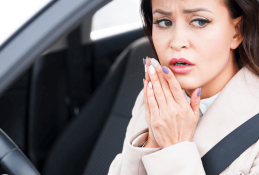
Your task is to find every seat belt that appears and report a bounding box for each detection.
[65,26,93,118]
[201,113,259,175]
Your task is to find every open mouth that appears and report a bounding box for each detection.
[170,58,195,73]
[173,62,191,66]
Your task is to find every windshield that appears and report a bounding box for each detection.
[0,0,52,47]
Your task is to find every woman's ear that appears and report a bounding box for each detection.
[230,16,243,50]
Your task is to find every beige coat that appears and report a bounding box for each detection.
[108,66,259,175]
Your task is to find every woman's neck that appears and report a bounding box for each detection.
[185,52,240,99]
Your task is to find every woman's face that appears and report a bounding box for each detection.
[152,0,243,96]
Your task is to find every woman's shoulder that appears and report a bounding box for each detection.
[125,89,147,137]
[132,89,144,115]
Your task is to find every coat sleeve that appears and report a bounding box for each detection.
[142,142,206,175]
[108,90,160,175]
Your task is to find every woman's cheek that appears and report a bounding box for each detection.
[194,27,227,62]
[153,32,171,64]
[182,42,230,89]
[153,33,168,52]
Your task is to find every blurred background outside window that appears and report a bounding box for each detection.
[0,0,51,47]
[91,0,143,40]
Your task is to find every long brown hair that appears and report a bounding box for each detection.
[140,0,259,76]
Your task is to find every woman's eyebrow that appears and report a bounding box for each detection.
[152,7,213,15]
[183,7,213,14]
[152,9,172,15]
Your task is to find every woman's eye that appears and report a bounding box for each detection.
[153,18,211,29]
[153,19,172,28]
[191,19,211,28]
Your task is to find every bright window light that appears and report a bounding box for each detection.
[0,0,52,47]
[91,0,143,41]
[91,22,143,40]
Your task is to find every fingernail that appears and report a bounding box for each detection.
[149,65,156,74]
[151,58,158,67]
[148,81,153,89]
[143,58,145,66]
[145,65,147,73]
[146,57,149,65]
[197,88,201,97]
[162,66,169,74]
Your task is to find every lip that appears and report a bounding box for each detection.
[169,58,195,74]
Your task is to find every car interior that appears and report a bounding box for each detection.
[0,1,156,174]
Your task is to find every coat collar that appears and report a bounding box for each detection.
[192,66,259,157]
[182,89,221,115]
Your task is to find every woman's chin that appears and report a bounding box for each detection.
[177,78,200,90]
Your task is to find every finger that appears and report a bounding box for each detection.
[150,58,177,106]
[144,79,151,122]
[146,56,151,66]
[148,65,167,109]
[143,58,146,72]
[162,66,187,106]
[144,79,155,141]
[190,87,201,119]
[145,57,151,82]
[143,58,148,80]
[145,65,150,82]
[147,81,160,119]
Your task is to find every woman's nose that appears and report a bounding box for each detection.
[169,23,189,51]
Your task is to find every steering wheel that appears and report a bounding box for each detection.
[0,129,40,175]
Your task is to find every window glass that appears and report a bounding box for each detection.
[91,0,143,40]
[0,0,52,47]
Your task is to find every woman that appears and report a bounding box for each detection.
[109,0,259,174]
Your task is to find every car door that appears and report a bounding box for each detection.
[0,0,145,174]
[0,0,112,173]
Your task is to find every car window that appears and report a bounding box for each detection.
[0,0,52,47]
[91,0,143,40]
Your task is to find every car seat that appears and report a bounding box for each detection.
[42,36,155,175]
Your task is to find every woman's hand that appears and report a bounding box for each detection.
[143,57,159,148]
[145,58,201,149]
